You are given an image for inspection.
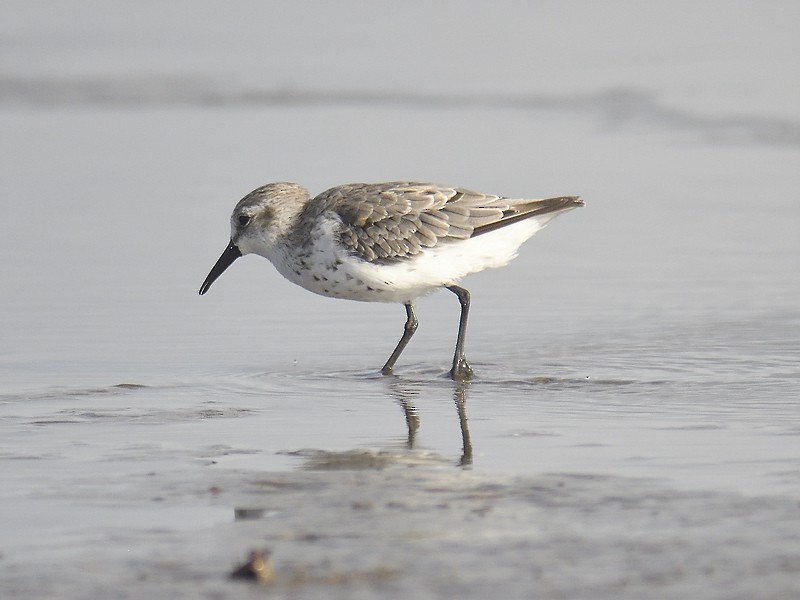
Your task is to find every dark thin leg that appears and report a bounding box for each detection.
[447,285,474,380]
[381,302,418,375]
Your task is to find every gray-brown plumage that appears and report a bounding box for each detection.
[303,182,582,263]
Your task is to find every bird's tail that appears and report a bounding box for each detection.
[472,196,583,236]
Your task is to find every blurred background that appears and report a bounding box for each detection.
[2,1,798,387]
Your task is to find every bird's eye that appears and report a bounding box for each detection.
[238,215,251,227]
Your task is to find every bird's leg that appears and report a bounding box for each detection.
[381,302,418,375]
[447,285,474,380]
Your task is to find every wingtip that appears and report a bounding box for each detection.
[551,196,584,209]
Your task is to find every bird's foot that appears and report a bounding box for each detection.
[450,358,473,381]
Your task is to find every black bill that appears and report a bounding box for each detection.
[199,241,242,295]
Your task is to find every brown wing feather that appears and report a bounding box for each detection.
[311,182,582,263]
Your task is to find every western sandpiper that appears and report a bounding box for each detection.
[200,182,583,379]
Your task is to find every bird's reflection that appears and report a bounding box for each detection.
[391,383,420,449]
[386,376,473,466]
[453,380,473,466]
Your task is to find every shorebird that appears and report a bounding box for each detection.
[200,182,583,379]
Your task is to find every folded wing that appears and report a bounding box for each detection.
[313,182,582,263]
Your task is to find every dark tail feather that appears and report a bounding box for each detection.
[472,196,583,237]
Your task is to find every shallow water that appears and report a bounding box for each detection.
[2,2,800,598]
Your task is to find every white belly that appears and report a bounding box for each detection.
[270,217,547,304]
